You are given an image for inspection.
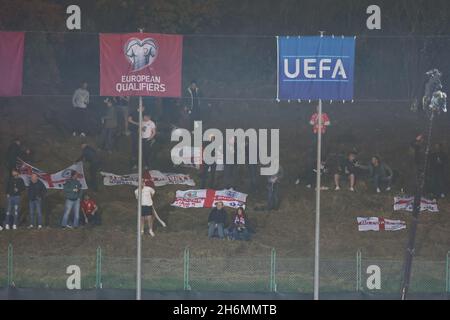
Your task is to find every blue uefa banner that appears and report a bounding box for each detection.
[277,36,355,101]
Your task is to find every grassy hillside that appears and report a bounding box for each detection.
[0,96,449,267]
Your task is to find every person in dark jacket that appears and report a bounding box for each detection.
[61,170,83,229]
[411,134,425,171]
[76,144,100,191]
[334,152,358,191]
[267,162,283,211]
[201,135,217,189]
[207,201,227,239]
[2,169,26,230]
[5,139,21,173]
[186,80,201,129]
[99,98,118,153]
[27,173,46,229]
[360,156,393,193]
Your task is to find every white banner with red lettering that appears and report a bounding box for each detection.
[17,159,88,189]
[357,217,406,231]
[100,170,195,187]
[393,196,439,213]
[171,189,247,209]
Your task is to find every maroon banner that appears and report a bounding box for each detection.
[0,32,24,96]
[99,33,183,97]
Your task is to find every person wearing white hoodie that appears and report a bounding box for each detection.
[134,180,156,237]
[71,82,90,137]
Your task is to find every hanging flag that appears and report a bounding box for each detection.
[99,32,183,97]
[16,159,88,189]
[0,32,24,96]
[171,189,247,209]
[393,196,439,213]
[100,170,195,187]
[357,217,406,232]
[277,36,355,100]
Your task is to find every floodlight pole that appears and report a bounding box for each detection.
[401,110,435,300]
[136,28,144,301]
[313,30,325,301]
[314,98,322,300]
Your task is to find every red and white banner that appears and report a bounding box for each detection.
[0,32,24,96]
[100,170,195,187]
[99,32,183,97]
[357,217,406,232]
[171,189,247,209]
[17,159,88,189]
[393,196,439,213]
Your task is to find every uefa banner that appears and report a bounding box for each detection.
[0,31,24,96]
[99,32,183,97]
[277,36,355,100]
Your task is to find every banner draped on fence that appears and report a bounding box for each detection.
[0,32,24,96]
[99,32,183,97]
[277,35,355,100]
[171,189,247,209]
[357,217,406,231]
[393,196,439,213]
[100,170,195,187]
[17,159,88,189]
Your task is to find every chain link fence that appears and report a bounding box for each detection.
[1,245,449,295]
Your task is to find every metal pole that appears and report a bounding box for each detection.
[314,99,323,300]
[401,111,435,300]
[136,27,144,301]
[137,95,143,300]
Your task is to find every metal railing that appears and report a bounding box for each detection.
[2,245,449,295]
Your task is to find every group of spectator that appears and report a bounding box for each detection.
[296,106,448,199]
[3,81,448,239]
[1,138,101,231]
[207,202,252,241]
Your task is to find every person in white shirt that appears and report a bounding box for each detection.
[142,114,156,170]
[134,179,156,237]
[71,82,90,137]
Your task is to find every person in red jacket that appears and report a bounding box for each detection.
[80,193,101,226]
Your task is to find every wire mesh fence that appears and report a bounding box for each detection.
[1,245,449,295]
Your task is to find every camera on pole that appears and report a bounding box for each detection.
[423,69,447,114]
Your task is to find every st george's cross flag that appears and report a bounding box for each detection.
[357,217,406,232]
[171,189,247,209]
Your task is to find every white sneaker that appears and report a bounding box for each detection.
[80,132,86,137]
[335,186,340,191]
[0,226,3,231]
[72,132,77,137]
[376,188,381,193]
[38,225,42,230]
[349,187,355,192]
[12,225,17,230]
[440,193,445,198]
[5,224,10,230]
[149,229,155,237]
[28,225,34,229]
[306,184,312,189]
[386,187,391,191]
[295,179,300,185]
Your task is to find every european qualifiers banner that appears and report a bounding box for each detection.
[277,36,355,101]
[0,31,24,96]
[99,32,183,97]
